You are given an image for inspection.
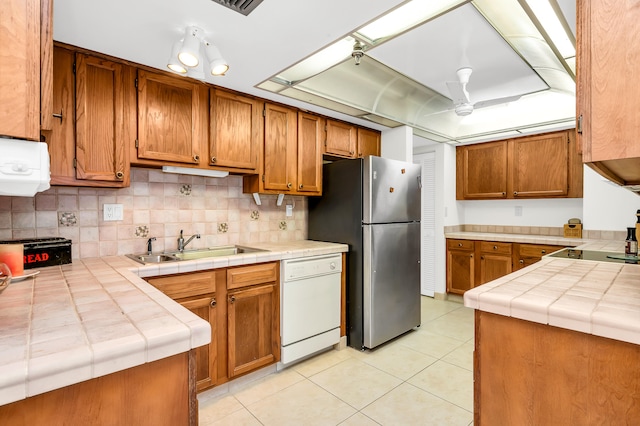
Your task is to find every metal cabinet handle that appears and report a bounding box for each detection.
[458,243,463,247]
[514,191,518,196]
[470,254,473,258]
[541,250,546,254]
[287,182,292,189]
[193,155,200,162]
[577,115,583,134]
[52,109,63,121]
[229,295,235,304]
[210,298,216,307]
[480,256,484,260]
[211,156,217,163]
[349,151,354,155]
[493,245,498,250]
[519,259,524,264]
[298,184,303,189]
[115,171,124,180]
[502,192,506,196]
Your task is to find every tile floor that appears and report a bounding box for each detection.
[198,296,474,425]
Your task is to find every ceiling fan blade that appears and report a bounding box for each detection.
[473,94,522,109]
[446,81,470,105]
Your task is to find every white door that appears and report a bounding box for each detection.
[414,152,436,296]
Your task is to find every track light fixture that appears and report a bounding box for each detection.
[167,26,229,78]
[352,40,364,65]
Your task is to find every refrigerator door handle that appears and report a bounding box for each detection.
[417,175,422,189]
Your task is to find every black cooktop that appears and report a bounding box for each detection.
[548,248,639,264]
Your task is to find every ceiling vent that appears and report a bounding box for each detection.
[211,0,264,16]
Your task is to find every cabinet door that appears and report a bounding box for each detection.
[227,282,279,378]
[325,119,356,158]
[446,240,475,295]
[357,127,381,158]
[457,141,508,199]
[136,70,203,165]
[479,254,512,285]
[263,103,297,192]
[0,0,40,140]
[75,53,129,183]
[180,296,217,391]
[297,112,323,194]
[578,0,640,183]
[511,132,569,198]
[209,88,260,171]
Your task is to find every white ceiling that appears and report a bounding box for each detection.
[53,0,576,149]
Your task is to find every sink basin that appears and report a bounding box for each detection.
[126,245,267,264]
[172,245,266,260]
[126,253,179,264]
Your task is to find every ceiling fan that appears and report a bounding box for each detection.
[445,67,522,116]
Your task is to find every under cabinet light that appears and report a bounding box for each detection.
[162,166,229,178]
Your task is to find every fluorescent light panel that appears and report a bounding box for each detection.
[162,166,229,178]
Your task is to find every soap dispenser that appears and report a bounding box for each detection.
[626,227,638,256]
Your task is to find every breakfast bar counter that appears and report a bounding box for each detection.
[0,240,347,423]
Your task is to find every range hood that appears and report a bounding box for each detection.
[0,138,51,197]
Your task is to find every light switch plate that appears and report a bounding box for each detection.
[104,204,124,221]
[286,204,293,217]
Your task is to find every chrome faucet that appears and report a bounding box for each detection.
[146,237,156,255]
[178,230,200,252]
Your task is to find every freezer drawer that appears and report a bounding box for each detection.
[363,222,421,348]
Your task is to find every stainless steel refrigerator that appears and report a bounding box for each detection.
[308,156,421,350]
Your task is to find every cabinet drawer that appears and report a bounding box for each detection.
[480,241,512,255]
[447,239,475,251]
[227,262,278,290]
[518,244,563,258]
[146,270,216,299]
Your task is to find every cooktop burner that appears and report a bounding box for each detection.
[548,248,639,264]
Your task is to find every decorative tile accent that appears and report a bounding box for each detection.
[279,221,287,231]
[58,212,78,227]
[250,210,260,220]
[218,222,229,233]
[179,184,192,196]
[135,225,149,238]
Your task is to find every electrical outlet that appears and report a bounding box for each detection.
[515,206,523,217]
[103,204,124,221]
[286,204,293,217]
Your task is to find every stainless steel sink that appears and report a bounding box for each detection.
[172,245,266,260]
[126,245,267,264]
[126,253,179,264]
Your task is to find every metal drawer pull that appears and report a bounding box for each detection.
[115,171,124,179]
[193,155,200,162]
[493,245,498,250]
[541,250,546,254]
[458,243,463,247]
[52,109,63,121]
[211,156,217,163]
[210,298,216,307]
[229,295,235,303]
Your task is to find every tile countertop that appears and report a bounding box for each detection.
[0,240,348,406]
[444,231,586,247]
[463,236,640,346]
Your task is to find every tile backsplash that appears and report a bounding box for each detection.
[0,168,308,259]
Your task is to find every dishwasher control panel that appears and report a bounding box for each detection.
[282,253,343,281]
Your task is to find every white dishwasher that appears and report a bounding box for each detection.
[280,253,342,366]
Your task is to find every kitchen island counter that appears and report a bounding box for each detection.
[0,240,347,408]
[464,241,640,424]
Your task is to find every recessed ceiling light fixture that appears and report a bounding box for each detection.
[167,26,229,78]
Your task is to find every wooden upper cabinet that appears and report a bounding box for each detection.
[209,88,260,171]
[577,0,640,185]
[510,132,569,198]
[48,47,132,187]
[136,69,205,165]
[75,53,130,183]
[457,130,582,200]
[457,140,508,199]
[297,112,323,194]
[0,0,41,140]
[357,127,381,158]
[325,119,357,158]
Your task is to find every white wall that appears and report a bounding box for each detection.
[381,126,413,161]
[459,198,583,227]
[583,166,640,230]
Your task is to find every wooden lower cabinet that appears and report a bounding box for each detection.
[478,241,512,286]
[447,239,566,294]
[145,262,279,391]
[0,352,196,426]
[446,239,475,295]
[475,311,640,425]
[513,243,564,271]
